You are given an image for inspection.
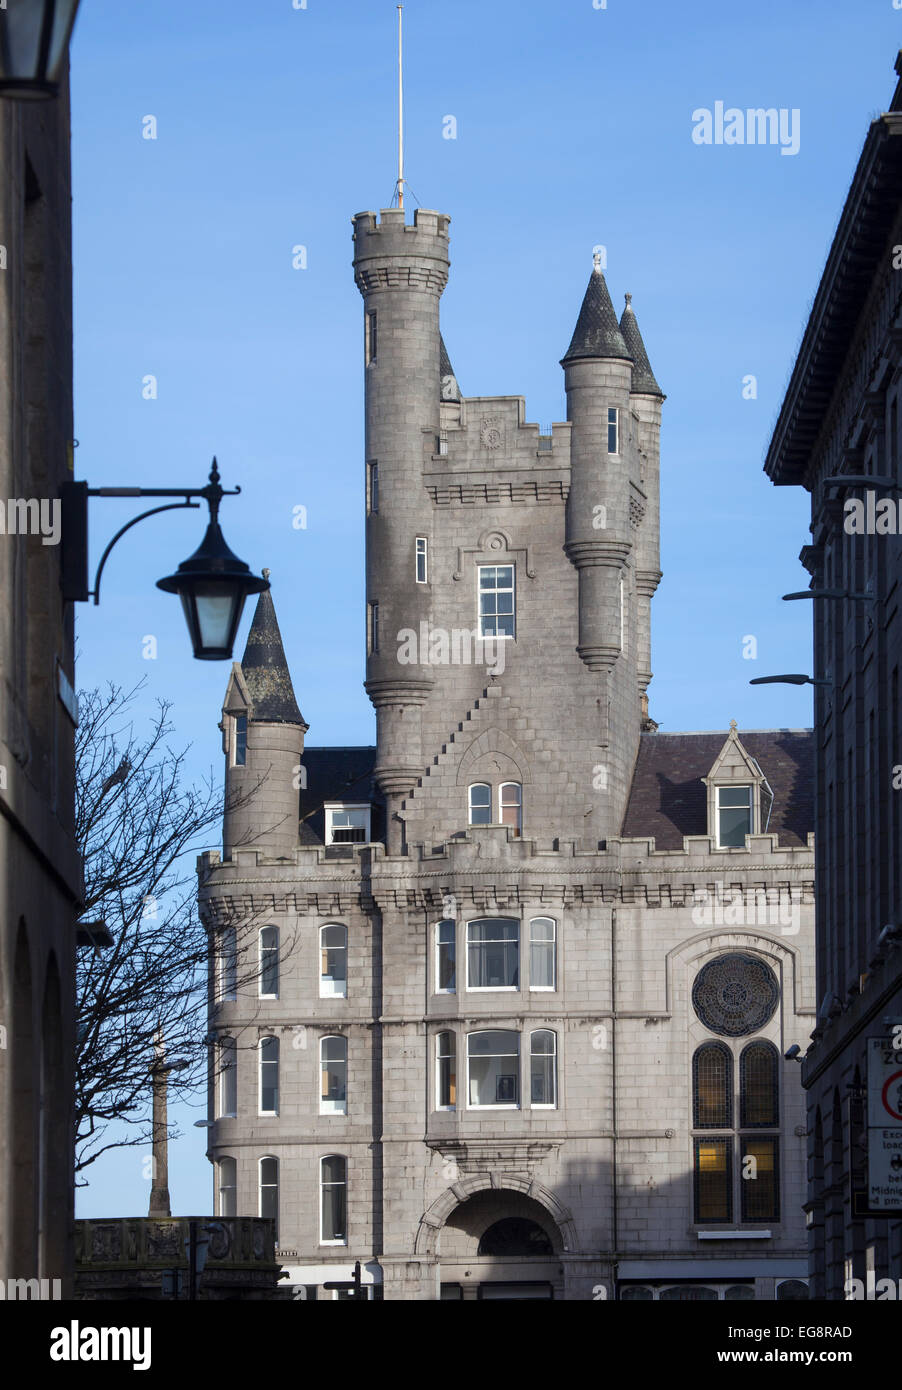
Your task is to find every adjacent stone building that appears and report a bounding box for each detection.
[0,76,80,1288]
[199,206,815,1300]
[765,52,902,1298]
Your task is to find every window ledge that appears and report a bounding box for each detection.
[697,1230,773,1240]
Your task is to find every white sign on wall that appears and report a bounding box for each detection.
[867,1034,902,1211]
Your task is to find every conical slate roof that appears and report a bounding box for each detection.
[440,334,460,401]
[240,574,306,726]
[562,263,632,364]
[619,293,664,397]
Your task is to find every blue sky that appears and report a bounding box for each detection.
[70,0,902,1216]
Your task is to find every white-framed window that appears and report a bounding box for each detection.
[478,564,515,639]
[365,310,377,365]
[233,714,247,767]
[219,926,237,1002]
[368,601,379,654]
[320,1035,348,1115]
[320,923,348,998]
[499,782,522,835]
[436,1030,456,1109]
[259,925,279,998]
[368,461,379,514]
[325,805,371,845]
[467,1030,520,1108]
[259,1037,279,1115]
[715,786,753,848]
[466,918,519,990]
[529,917,556,990]
[607,406,619,454]
[436,919,456,992]
[219,1036,237,1117]
[218,1156,237,1218]
[320,1155,347,1245]
[259,1156,278,1240]
[468,782,492,826]
[530,1030,557,1108]
[416,536,428,583]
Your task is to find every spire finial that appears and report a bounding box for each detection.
[624,291,633,310]
[262,567,271,581]
[593,249,601,273]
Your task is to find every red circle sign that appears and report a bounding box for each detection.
[882,1071,902,1121]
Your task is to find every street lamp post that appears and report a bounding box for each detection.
[61,459,269,661]
[0,0,82,99]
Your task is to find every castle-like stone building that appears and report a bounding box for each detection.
[199,206,816,1300]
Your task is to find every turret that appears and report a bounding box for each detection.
[352,207,451,853]
[619,292,665,722]
[221,573,307,857]
[562,256,635,676]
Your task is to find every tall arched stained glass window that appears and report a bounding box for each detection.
[693,1043,732,1129]
[740,1041,779,1127]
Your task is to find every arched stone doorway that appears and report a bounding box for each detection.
[417,1181,573,1300]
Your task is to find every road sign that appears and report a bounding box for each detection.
[867,1035,902,1210]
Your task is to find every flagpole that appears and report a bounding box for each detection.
[397,5,404,210]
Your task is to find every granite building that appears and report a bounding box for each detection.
[200,206,815,1300]
[0,79,80,1287]
[764,53,902,1299]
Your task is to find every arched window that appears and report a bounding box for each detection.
[467,918,519,990]
[740,1041,779,1126]
[529,917,556,990]
[530,1030,557,1108]
[691,1034,780,1224]
[467,1030,519,1107]
[776,1279,809,1301]
[468,783,492,826]
[436,1031,456,1109]
[218,1157,237,1217]
[259,1157,278,1239]
[320,1036,348,1115]
[693,1043,732,1128]
[320,924,347,998]
[321,1155,347,1244]
[739,1041,779,1222]
[478,1218,553,1256]
[219,1036,237,1117]
[259,1037,279,1115]
[259,926,279,998]
[499,782,522,834]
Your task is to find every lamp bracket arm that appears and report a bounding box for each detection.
[90,500,200,605]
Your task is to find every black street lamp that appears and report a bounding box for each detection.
[0,0,81,99]
[156,464,269,661]
[61,459,269,661]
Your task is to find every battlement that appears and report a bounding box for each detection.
[352,209,451,296]
[352,207,451,238]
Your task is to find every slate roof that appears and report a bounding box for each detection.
[240,585,306,726]
[619,293,664,397]
[621,731,814,849]
[562,266,632,364]
[298,746,380,845]
[440,334,460,399]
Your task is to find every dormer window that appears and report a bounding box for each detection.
[716,786,753,849]
[325,805,371,845]
[234,714,247,767]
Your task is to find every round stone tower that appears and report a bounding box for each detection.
[352,207,450,854]
[221,575,307,858]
